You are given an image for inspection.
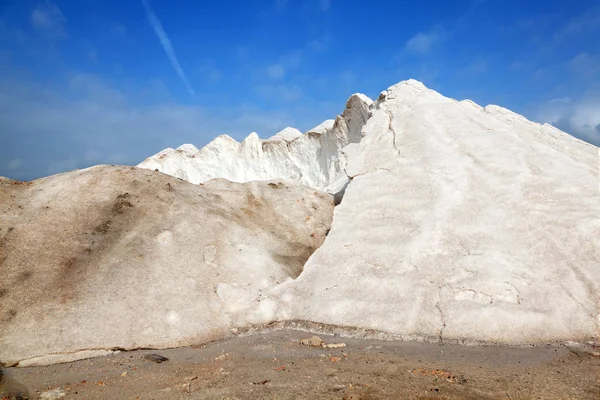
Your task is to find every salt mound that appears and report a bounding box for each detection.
[268,79,600,344]
[0,166,334,366]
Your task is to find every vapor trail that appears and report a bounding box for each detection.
[141,0,196,96]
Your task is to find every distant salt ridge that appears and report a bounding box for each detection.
[138,93,373,193]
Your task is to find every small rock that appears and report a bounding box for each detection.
[324,368,338,377]
[121,371,128,377]
[300,336,323,347]
[331,384,346,391]
[323,343,346,349]
[39,388,66,400]
[566,346,586,358]
[144,354,169,363]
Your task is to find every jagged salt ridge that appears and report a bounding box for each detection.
[138,98,371,194]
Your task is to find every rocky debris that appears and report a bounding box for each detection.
[565,341,600,358]
[300,336,323,347]
[410,368,467,384]
[323,343,346,349]
[144,354,168,363]
[38,388,65,400]
[331,384,346,391]
[185,376,201,393]
[299,336,346,349]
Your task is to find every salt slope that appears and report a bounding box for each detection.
[137,102,369,192]
[268,80,600,344]
[0,166,333,366]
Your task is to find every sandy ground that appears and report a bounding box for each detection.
[2,330,599,400]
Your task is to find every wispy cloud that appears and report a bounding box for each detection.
[554,7,600,42]
[275,0,288,12]
[275,0,331,13]
[534,89,600,146]
[306,35,331,52]
[319,0,332,12]
[265,36,330,77]
[266,64,285,80]
[405,26,445,54]
[196,60,222,84]
[568,52,600,78]
[141,0,196,96]
[256,83,303,102]
[0,71,337,181]
[465,57,487,75]
[80,41,98,63]
[110,23,127,37]
[8,158,24,171]
[31,1,66,37]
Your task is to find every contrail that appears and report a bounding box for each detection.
[141,0,196,96]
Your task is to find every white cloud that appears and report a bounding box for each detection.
[275,0,288,11]
[319,0,332,12]
[196,60,222,84]
[555,7,600,40]
[266,64,285,80]
[141,0,195,96]
[80,42,98,63]
[207,70,222,83]
[256,84,303,102]
[534,90,600,146]
[306,36,330,52]
[465,57,487,75]
[47,158,78,175]
[568,52,600,78]
[405,26,445,54]
[264,37,330,81]
[110,23,127,36]
[31,1,66,36]
[0,73,332,180]
[8,158,23,171]
[275,0,330,12]
[87,47,98,63]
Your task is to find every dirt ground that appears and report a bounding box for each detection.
[2,330,599,400]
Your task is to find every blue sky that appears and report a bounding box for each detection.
[1,0,599,180]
